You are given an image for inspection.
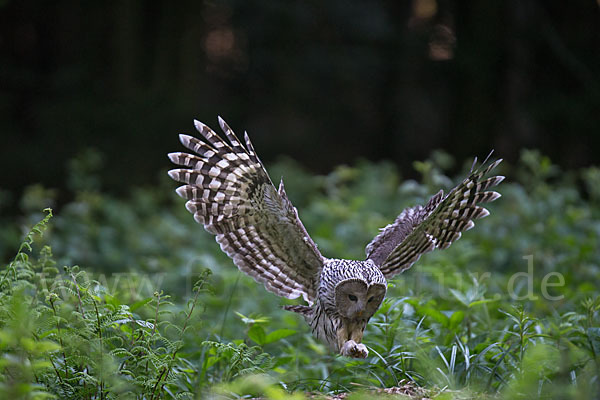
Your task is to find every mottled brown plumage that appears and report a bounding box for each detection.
[169,118,503,358]
[366,157,503,277]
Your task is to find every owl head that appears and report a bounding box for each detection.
[334,278,386,321]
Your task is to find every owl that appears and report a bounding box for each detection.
[168,117,503,358]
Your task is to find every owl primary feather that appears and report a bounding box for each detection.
[168,117,504,358]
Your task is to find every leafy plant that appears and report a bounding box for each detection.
[0,210,213,399]
[1,150,599,398]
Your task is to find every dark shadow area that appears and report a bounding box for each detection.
[1,0,599,203]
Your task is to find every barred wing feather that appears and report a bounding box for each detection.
[366,157,504,278]
[168,118,324,304]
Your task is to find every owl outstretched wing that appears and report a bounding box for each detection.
[365,155,504,278]
[168,118,324,304]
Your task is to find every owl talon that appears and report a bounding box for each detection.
[340,340,369,358]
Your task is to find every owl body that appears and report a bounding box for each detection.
[302,259,387,356]
[169,117,504,358]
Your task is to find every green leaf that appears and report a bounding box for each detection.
[247,324,266,346]
[263,329,296,345]
[449,311,465,330]
[205,356,219,369]
[449,288,469,307]
[468,298,497,307]
[587,327,600,355]
[417,305,449,327]
[235,312,270,325]
[130,297,153,312]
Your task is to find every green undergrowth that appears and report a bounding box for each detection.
[0,149,599,399]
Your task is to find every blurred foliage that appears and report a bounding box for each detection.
[0,150,599,398]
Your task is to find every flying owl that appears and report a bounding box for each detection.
[168,118,503,358]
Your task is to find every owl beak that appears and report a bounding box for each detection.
[357,310,363,317]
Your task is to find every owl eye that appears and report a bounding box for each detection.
[348,294,358,302]
[367,296,375,303]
